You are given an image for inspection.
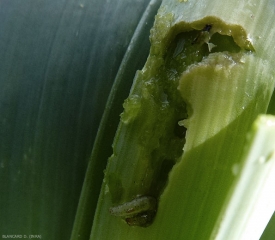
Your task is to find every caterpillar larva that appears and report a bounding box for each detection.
[109,195,157,227]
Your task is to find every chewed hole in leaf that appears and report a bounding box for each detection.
[108,23,250,227]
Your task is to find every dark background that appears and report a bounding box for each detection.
[0,0,152,238]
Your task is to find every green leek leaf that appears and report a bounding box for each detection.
[89,0,275,239]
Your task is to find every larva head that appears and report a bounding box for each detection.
[125,210,156,227]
